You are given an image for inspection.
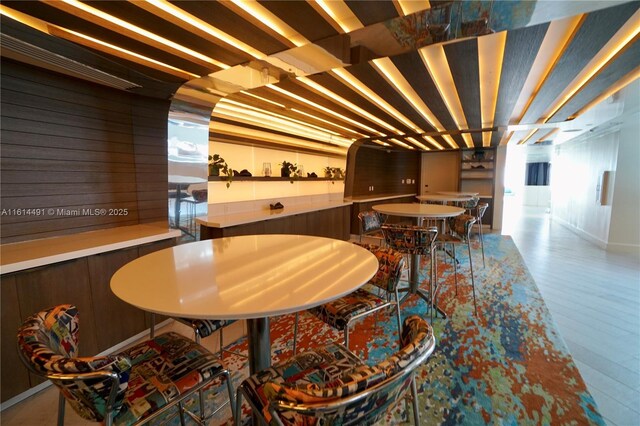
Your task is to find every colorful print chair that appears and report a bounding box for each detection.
[439,214,479,315]
[297,245,406,351]
[17,305,235,426]
[381,224,440,320]
[357,210,386,246]
[235,315,435,425]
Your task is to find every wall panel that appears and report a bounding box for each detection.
[0,59,170,243]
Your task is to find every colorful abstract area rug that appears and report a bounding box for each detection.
[171,234,603,425]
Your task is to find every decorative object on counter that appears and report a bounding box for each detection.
[324,166,345,180]
[323,166,333,178]
[280,161,299,183]
[237,169,252,177]
[307,172,318,178]
[208,154,233,188]
[269,202,284,210]
[262,162,271,177]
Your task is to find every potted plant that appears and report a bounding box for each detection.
[208,154,233,188]
[324,166,333,178]
[280,161,299,183]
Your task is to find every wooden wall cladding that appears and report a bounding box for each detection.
[0,59,170,244]
[346,144,420,198]
[0,238,175,403]
[199,206,350,241]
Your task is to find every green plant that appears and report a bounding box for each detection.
[324,167,345,182]
[208,154,233,188]
[280,161,299,183]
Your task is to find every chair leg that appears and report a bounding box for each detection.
[293,312,299,355]
[150,313,156,339]
[344,325,350,350]
[452,244,458,296]
[411,374,420,425]
[479,218,485,268]
[467,243,478,316]
[234,388,244,426]
[394,289,402,347]
[224,370,236,420]
[219,327,224,359]
[57,391,65,426]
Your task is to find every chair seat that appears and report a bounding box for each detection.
[174,318,235,339]
[437,234,464,243]
[114,332,224,425]
[239,342,365,421]
[308,288,389,330]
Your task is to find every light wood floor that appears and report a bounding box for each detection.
[503,205,640,426]
[2,206,638,425]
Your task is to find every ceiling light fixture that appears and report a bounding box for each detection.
[406,136,431,150]
[388,138,415,149]
[371,57,457,149]
[240,91,286,109]
[133,0,265,60]
[478,31,507,147]
[331,68,425,133]
[297,76,406,135]
[419,44,474,148]
[267,84,386,135]
[312,0,363,33]
[569,67,640,120]
[228,0,308,47]
[396,0,432,16]
[43,0,230,70]
[423,135,445,150]
[541,9,640,123]
[0,5,198,79]
[290,108,366,137]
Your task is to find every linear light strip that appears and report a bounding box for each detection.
[219,98,348,138]
[0,6,198,79]
[396,0,431,16]
[478,31,507,147]
[388,138,415,149]
[214,104,353,147]
[419,45,473,148]
[240,91,286,108]
[371,57,457,149]
[297,77,405,135]
[331,68,425,133]
[507,15,583,143]
[569,67,640,120]
[135,0,266,60]
[267,85,385,135]
[424,136,445,150]
[291,108,365,138]
[517,129,538,145]
[229,0,309,47]
[44,0,230,70]
[406,137,430,150]
[541,9,640,123]
[313,0,364,33]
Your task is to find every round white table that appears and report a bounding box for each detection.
[111,234,378,375]
[437,191,479,197]
[373,203,464,317]
[168,175,206,231]
[416,194,473,204]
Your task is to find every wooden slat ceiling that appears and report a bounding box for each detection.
[1,0,638,153]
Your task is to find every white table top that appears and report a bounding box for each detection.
[437,191,479,196]
[169,175,207,185]
[373,203,464,218]
[111,235,378,320]
[416,194,473,203]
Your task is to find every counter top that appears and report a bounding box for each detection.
[1,223,181,274]
[345,193,416,202]
[196,200,352,228]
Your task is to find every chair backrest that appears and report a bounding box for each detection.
[17,305,131,422]
[460,195,480,209]
[381,224,438,256]
[357,210,382,235]
[265,315,435,425]
[447,214,477,240]
[354,244,406,293]
[477,202,489,219]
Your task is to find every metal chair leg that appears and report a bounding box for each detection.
[479,217,485,268]
[293,312,299,355]
[57,391,65,426]
[150,313,156,339]
[467,242,478,316]
[411,374,420,425]
[452,244,458,296]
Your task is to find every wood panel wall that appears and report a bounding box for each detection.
[345,143,420,198]
[0,59,170,244]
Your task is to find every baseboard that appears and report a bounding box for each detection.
[605,241,640,256]
[1,319,173,412]
[552,216,608,249]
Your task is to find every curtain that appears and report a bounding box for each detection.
[525,162,550,186]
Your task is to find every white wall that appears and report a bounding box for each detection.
[608,110,640,253]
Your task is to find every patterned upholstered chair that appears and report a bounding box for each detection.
[357,210,385,246]
[438,214,479,315]
[235,315,435,426]
[17,305,235,426]
[297,244,405,352]
[381,224,440,320]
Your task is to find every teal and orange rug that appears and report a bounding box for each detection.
[194,234,604,425]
